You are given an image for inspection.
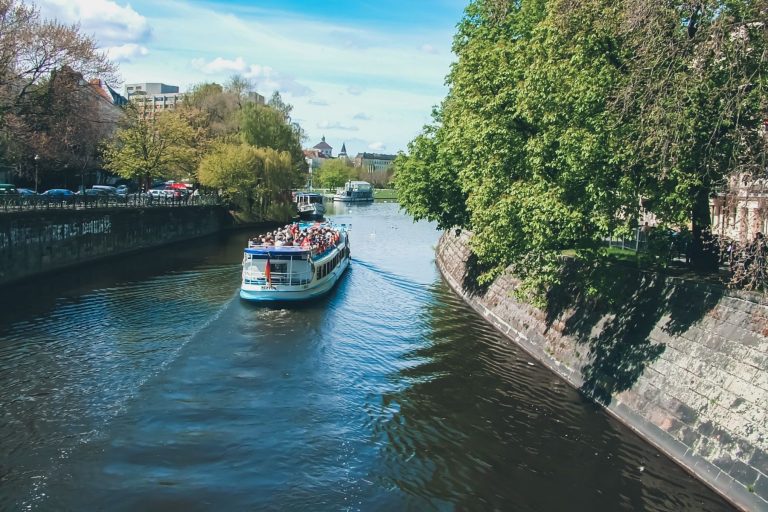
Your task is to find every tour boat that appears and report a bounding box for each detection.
[333,180,374,202]
[240,221,351,302]
[294,192,326,220]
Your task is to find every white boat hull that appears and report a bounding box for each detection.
[240,257,349,302]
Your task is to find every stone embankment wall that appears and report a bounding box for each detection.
[437,230,768,512]
[0,207,231,286]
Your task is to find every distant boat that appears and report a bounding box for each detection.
[333,180,374,202]
[240,221,351,302]
[294,192,326,220]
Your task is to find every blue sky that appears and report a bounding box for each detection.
[36,0,468,155]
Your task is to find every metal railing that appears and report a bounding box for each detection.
[242,269,313,286]
[0,193,222,213]
[607,227,646,252]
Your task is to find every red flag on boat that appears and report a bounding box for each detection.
[264,258,272,288]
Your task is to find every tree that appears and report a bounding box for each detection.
[396,0,767,295]
[614,0,768,271]
[267,91,293,120]
[393,109,469,231]
[102,108,204,189]
[240,102,307,180]
[315,158,355,189]
[0,0,117,182]
[198,142,294,219]
[182,82,239,138]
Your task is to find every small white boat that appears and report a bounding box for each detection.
[333,181,374,202]
[240,221,351,302]
[295,192,326,220]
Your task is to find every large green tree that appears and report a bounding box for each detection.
[396,0,767,294]
[240,102,307,180]
[198,142,294,219]
[102,108,205,188]
[615,0,768,271]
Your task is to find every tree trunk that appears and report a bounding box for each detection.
[690,185,718,272]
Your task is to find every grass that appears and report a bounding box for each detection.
[374,188,398,200]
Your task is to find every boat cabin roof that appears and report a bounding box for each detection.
[295,192,323,198]
[245,246,311,256]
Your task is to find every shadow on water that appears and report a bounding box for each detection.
[373,282,732,512]
[542,261,724,404]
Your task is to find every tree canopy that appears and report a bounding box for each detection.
[0,0,117,184]
[395,0,767,294]
[314,158,355,189]
[198,142,294,220]
[102,108,205,187]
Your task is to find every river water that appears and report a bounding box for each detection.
[0,202,732,511]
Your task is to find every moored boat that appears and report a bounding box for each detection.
[333,180,374,202]
[294,192,326,220]
[240,221,350,302]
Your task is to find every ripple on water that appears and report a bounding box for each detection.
[0,204,734,512]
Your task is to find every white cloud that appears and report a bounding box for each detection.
[105,43,149,63]
[318,121,358,131]
[37,0,152,47]
[353,112,371,121]
[309,99,329,106]
[420,44,438,54]
[191,56,247,74]
[368,142,387,151]
[191,57,312,97]
[347,86,364,96]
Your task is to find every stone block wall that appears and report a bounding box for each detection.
[0,207,230,286]
[437,230,768,512]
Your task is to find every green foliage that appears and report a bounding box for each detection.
[396,0,767,298]
[314,158,355,189]
[393,114,469,231]
[239,102,307,181]
[102,108,204,185]
[198,142,294,217]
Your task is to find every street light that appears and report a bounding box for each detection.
[34,154,40,193]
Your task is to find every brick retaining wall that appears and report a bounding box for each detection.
[437,230,768,511]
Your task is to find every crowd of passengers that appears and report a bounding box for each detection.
[251,223,340,252]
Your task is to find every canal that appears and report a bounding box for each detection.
[0,202,733,511]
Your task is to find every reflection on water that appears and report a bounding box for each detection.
[0,203,732,511]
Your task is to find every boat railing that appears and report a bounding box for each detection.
[242,268,313,286]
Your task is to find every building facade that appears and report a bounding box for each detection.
[313,136,333,158]
[125,83,184,118]
[353,152,397,186]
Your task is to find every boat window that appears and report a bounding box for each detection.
[271,263,287,274]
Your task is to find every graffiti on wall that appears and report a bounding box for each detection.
[0,216,112,250]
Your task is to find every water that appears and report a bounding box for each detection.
[0,202,733,511]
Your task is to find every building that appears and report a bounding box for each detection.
[125,82,184,118]
[710,121,768,243]
[353,152,397,186]
[125,83,179,96]
[313,136,333,158]
[247,91,266,105]
[711,174,768,242]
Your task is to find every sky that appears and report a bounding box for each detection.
[34,0,468,155]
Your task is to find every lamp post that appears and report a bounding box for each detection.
[34,154,40,193]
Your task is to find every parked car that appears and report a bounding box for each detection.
[0,183,18,195]
[17,188,37,196]
[91,185,118,196]
[147,188,174,199]
[41,189,75,203]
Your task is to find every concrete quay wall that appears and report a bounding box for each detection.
[436,230,768,511]
[0,207,231,286]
